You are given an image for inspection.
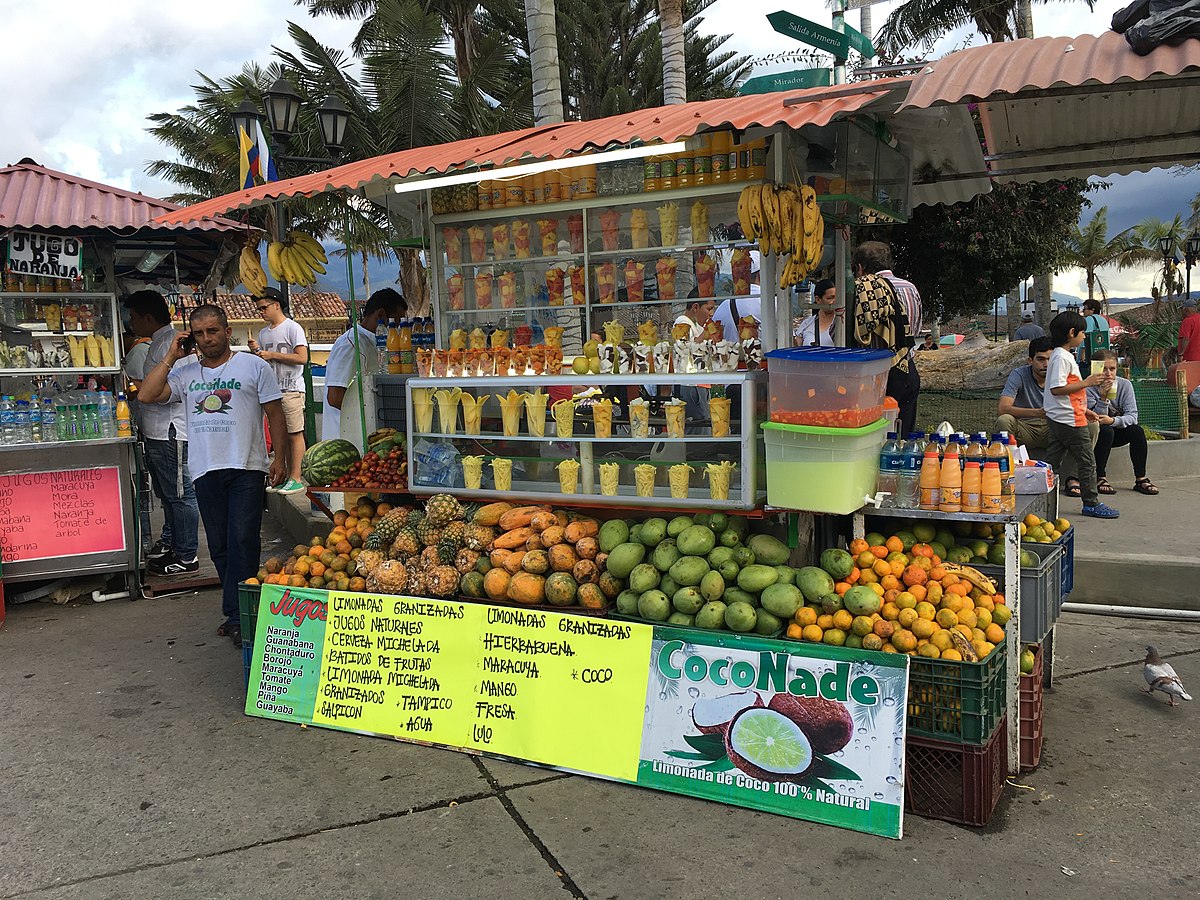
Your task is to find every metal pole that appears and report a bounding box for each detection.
[834,230,847,347]
[832,0,847,85]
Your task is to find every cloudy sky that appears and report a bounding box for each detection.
[3,0,1195,300]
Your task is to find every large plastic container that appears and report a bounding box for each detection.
[765,346,893,428]
[907,636,1007,745]
[762,418,887,514]
[977,542,1064,644]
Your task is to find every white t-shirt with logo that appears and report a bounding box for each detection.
[257,319,307,393]
[168,352,283,480]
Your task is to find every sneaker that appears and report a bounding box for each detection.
[276,478,307,495]
[150,553,200,576]
[1081,502,1120,519]
[264,482,280,493]
[147,541,172,561]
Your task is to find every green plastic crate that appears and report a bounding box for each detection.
[238,582,262,645]
[907,637,1007,745]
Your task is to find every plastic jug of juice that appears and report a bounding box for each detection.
[962,462,982,513]
[1004,434,1019,510]
[398,318,414,374]
[982,461,1003,513]
[386,319,402,374]
[939,444,962,513]
[919,448,941,511]
[115,392,133,438]
[986,433,1010,507]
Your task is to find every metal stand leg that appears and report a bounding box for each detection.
[1004,520,1021,774]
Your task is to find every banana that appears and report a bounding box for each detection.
[240,241,268,294]
[939,563,998,595]
[737,185,757,241]
[286,243,317,287]
[762,183,780,248]
[289,231,327,264]
[747,183,765,245]
[266,241,286,282]
[948,629,979,662]
[289,238,327,275]
[99,336,114,367]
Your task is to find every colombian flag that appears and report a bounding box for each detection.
[238,125,257,190]
[254,121,280,183]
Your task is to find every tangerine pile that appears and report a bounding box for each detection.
[247,497,403,592]
[785,533,1009,660]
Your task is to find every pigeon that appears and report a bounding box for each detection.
[1142,646,1192,707]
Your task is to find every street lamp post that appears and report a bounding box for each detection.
[1185,231,1200,304]
[1158,235,1174,302]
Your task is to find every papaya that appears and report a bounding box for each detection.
[483,568,511,600]
[545,572,578,606]
[575,537,599,559]
[525,533,544,551]
[489,548,513,569]
[508,572,546,605]
[494,526,536,549]
[521,550,550,574]
[540,525,567,547]
[572,559,599,584]
[502,551,527,575]
[577,583,606,609]
[498,505,548,531]
[473,502,514,527]
[553,509,570,527]
[548,543,579,572]
[565,519,600,544]
[530,511,558,532]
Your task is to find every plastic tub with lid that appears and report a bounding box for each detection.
[762,417,887,514]
[765,346,893,429]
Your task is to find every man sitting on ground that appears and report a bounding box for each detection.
[995,335,1098,497]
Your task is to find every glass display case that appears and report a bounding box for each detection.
[794,119,913,225]
[428,183,762,352]
[405,372,766,509]
[0,292,122,375]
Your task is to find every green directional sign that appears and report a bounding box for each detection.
[844,23,875,58]
[767,10,850,58]
[739,68,833,95]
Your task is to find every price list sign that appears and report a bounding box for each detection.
[0,467,126,563]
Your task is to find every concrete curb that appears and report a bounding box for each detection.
[1102,435,1198,481]
[1071,551,1200,611]
[267,491,330,545]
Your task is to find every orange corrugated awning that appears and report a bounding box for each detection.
[156,80,913,224]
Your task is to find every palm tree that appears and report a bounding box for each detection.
[525,0,565,124]
[1061,207,1151,311]
[1137,214,1189,304]
[875,0,1094,57]
[660,0,687,104]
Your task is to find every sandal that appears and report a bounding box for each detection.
[1097,477,1116,495]
[1134,478,1159,495]
[1064,478,1082,498]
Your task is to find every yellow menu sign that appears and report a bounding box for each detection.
[309,592,652,781]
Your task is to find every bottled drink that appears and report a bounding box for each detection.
[398,318,414,374]
[14,400,30,444]
[877,432,902,505]
[28,395,41,443]
[962,462,983,513]
[987,434,1013,512]
[375,318,389,371]
[964,432,985,468]
[918,448,941,511]
[982,461,1003,513]
[938,444,962,513]
[1005,434,1019,511]
[42,397,58,442]
[115,392,133,438]
[98,390,116,438]
[0,395,14,444]
[386,319,402,375]
[896,438,922,509]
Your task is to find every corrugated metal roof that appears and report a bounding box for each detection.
[157,81,915,224]
[0,161,244,233]
[900,31,1200,183]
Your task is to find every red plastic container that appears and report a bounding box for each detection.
[1019,644,1045,771]
[905,716,1008,826]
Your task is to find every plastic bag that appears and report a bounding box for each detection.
[1123,0,1200,55]
[1111,0,1151,32]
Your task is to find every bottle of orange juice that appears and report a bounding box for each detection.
[1004,434,1019,510]
[386,319,402,374]
[982,461,1003,513]
[939,444,962,513]
[919,447,941,511]
[398,318,414,374]
[986,433,1010,508]
[962,462,982,513]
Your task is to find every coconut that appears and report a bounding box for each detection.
[767,694,853,755]
[723,707,814,782]
[690,690,762,735]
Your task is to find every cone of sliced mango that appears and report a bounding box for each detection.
[784,529,1011,661]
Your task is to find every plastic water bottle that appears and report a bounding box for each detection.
[42,396,57,442]
[85,403,101,439]
[28,394,41,443]
[896,434,922,509]
[97,390,116,438]
[375,318,389,371]
[877,432,902,504]
[14,400,30,444]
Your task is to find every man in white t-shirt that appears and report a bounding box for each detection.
[323,288,406,443]
[248,287,308,494]
[139,304,287,642]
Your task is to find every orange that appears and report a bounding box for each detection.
[834,581,851,596]
[881,575,901,592]
[289,575,307,587]
[872,619,895,639]
[911,618,938,640]
[930,631,954,651]
[912,556,933,572]
[868,582,885,598]
[832,610,854,631]
[993,592,1007,606]
[244,577,260,586]
[885,551,908,566]
[847,567,861,585]
[957,608,978,629]
[795,606,818,627]
[985,623,1005,644]
[883,588,900,604]
[873,559,891,577]
[975,608,993,628]
[911,543,934,559]
[870,545,889,559]
[972,627,986,643]
[941,648,963,661]
[889,559,906,577]
[786,623,804,640]
[309,561,326,578]
[349,576,367,591]
[947,582,970,597]
[914,601,936,621]
[896,591,917,610]
[955,624,974,640]
[817,614,835,630]
[908,583,927,603]
[344,516,358,529]
[293,558,311,577]
[881,602,900,621]
[918,643,941,659]
[941,595,963,613]
[976,595,996,611]
[973,639,994,659]
[890,629,917,653]
[935,608,959,629]
[802,624,825,643]
[334,540,353,555]
[851,616,875,637]
[881,643,898,654]
[929,565,947,582]
[897,608,919,629]
[862,633,884,651]
[856,551,877,569]
[849,538,869,556]
[333,511,349,526]
[901,565,928,587]
[925,582,943,605]
[885,535,904,553]
[858,569,878,585]
[940,572,959,586]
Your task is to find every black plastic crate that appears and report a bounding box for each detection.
[905,716,1008,826]
[977,542,1063,644]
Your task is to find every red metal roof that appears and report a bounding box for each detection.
[0,160,244,233]
[157,81,910,224]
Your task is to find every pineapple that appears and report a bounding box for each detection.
[372,560,408,594]
[406,508,426,527]
[455,548,481,574]
[420,545,442,568]
[392,525,420,557]
[356,548,386,577]
[442,520,466,549]
[407,568,429,597]
[367,508,407,550]
[424,493,464,527]
[416,519,442,547]
[464,523,495,552]
[428,565,460,598]
[436,539,458,566]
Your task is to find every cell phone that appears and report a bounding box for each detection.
[180,334,196,354]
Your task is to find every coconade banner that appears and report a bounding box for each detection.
[247,585,909,838]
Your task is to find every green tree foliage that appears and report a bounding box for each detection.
[875,0,1094,57]
[1062,207,1152,306]
[862,180,1092,321]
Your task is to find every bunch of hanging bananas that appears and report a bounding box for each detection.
[239,239,269,295]
[736,182,826,289]
[267,231,328,288]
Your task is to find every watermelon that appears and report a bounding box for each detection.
[301,439,361,486]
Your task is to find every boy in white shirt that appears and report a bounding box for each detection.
[248,287,308,494]
[1042,311,1119,519]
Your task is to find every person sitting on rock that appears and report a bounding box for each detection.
[1087,350,1158,495]
[995,336,1097,497]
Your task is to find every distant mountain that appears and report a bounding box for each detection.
[310,247,402,300]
